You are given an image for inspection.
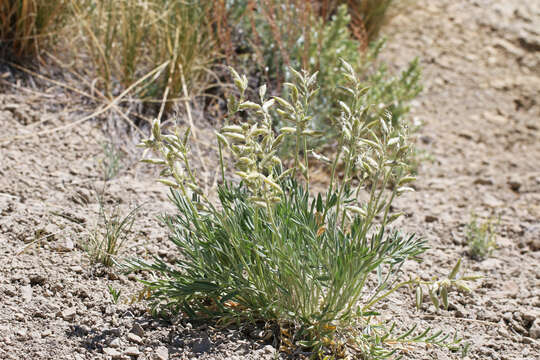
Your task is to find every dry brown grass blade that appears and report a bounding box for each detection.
[2,59,147,138]
[0,61,169,144]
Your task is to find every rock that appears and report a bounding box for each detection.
[425,215,438,223]
[29,274,47,286]
[262,345,276,355]
[21,285,32,303]
[71,265,84,274]
[192,336,211,353]
[109,338,121,348]
[474,178,494,186]
[130,323,145,337]
[530,321,540,339]
[502,280,520,298]
[103,347,122,359]
[57,239,75,252]
[127,332,143,345]
[507,178,521,192]
[124,347,141,356]
[41,329,52,338]
[524,225,540,251]
[16,328,27,338]
[481,258,502,269]
[483,194,504,208]
[154,346,169,360]
[458,131,474,140]
[61,307,77,321]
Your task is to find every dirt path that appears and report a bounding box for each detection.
[1,0,539,359]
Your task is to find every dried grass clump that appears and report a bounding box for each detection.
[70,0,224,105]
[0,0,66,60]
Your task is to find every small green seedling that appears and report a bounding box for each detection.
[466,214,498,260]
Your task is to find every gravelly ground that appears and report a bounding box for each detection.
[1,0,539,359]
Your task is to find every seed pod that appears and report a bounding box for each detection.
[440,286,449,310]
[416,286,423,310]
[272,134,286,150]
[397,186,415,195]
[239,101,261,110]
[215,132,230,148]
[448,258,461,280]
[345,206,367,217]
[259,84,267,100]
[141,158,166,165]
[221,125,243,133]
[398,176,416,185]
[262,176,283,194]
[429,289,439,310]
[222,132,246,142]
[157,179,178,188]
[151,118,161,141]
[280,127,297,134]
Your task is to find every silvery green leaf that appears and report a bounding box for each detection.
[289,67,303,82]
[276,168,294,180]
[340,58,355,76]
[301,129,323,137]
[455,281,472,293]
[387,212,403,224]
[429,289,439,310]
[157,179,178,188]
[307,71,318,87]
[151,118,161,140]
[440,286,449,310]
[416,286,423,309]
[359,138,382,152]
[448,258,461,280]
[274,96,294,111]
[262,176,283,194]
[365,156,379,170]
[215,132,230,148]
[141,158,166,165]
[338,101,351,116]
[310,151,331,164]
[271,134,286,150]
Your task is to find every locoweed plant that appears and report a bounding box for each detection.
[466,214,498,260]
[131,64,477,358]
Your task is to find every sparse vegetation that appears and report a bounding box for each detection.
[99,141,123,181]
[85,196,139,267]
[130,65,476,358]
[107,284,122,304]
[466,214,498,260]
